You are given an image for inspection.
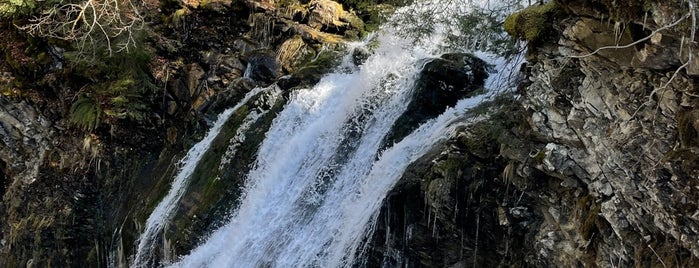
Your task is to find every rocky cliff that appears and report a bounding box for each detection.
[368,0,699,267]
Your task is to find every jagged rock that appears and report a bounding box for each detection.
[0,97,52,185]
[562,18,636,67]
[244,0,275,12]
[503,0,699,265]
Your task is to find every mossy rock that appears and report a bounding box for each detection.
[278,48,343,90]
[276,35,317,73]
[576,194,601,241]
[504,1,562,43]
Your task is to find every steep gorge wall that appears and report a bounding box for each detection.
[371,0,699,267]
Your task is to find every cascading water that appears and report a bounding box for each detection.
[132,86,271,267]
[133,0,524,266]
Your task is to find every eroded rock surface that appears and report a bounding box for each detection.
[370,0,699,267]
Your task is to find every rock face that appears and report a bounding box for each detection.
[0,97,52,186]
[368,0,699,267]
[369,99,537,267]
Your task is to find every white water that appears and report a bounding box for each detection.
[132,86,269,267]
[136,0,524,266]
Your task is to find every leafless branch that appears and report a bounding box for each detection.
[16,0,144,58]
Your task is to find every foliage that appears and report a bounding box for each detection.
[0,0,60,17]
[504,1,561,42]
[66,46,157,129]
[172,7,191,26]
[451,6,521,57]
[69,95,101,131]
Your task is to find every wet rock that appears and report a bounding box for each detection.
[351,46,370,66]
[199,78,256,116]
[243,50,281,85]
[384,53,489,145]
[277,49,343,91]
[367,103,536,267]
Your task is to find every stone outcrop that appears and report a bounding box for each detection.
[385,53,489,145]
[0,96,52,186]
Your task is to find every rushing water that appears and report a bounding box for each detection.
[132,87,270,267]
[133,0,524,267]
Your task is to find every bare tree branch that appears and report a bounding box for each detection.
[16,0,144,59]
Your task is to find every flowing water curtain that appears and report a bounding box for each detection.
[131,86,272,268]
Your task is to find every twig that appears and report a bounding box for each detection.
[569,13,690,59]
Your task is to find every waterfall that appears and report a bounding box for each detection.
[132,86,270,267]
[134,0,524,267]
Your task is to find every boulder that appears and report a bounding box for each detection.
[384,53,490,145]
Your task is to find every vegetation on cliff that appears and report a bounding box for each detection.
[503,1,561,43]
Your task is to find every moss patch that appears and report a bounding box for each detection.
[504,1,562,43]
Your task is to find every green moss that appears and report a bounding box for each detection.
[166,93,286,254]
[340,0,397,34]
[66,46,156,127]
[504,1,561,43]
[664,148,699,175]
[0,0,37,17]
[577,195,601,241]
[292,48,343,85]
[434,158,465,180]
[170,7,191,27]
[534,150,546,164]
